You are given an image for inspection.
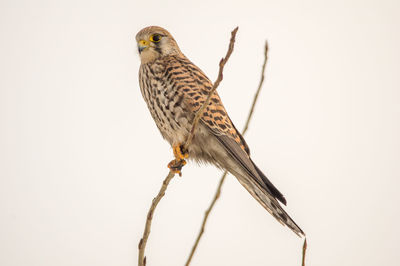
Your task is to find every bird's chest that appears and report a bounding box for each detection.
[139,64,191,145]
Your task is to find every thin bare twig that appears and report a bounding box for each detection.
[242,41,269,134]
[138,27,239,266]
[185,41,270,266]
[138,171,175,266]
[302,238,307,266]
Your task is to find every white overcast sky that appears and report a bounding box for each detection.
[1,0,400,265]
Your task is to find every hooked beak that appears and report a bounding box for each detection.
[138,40,149,53]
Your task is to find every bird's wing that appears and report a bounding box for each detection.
[176,57,286,204]
[177,56,304,236]
[177,65,286,205]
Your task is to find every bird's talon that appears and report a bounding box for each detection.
[173,144,189,161]
[181,146,189,159]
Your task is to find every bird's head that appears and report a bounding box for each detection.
[135,26,181,64]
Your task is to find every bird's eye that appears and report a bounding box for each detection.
[150,34,162,43]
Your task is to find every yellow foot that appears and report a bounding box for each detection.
[168,144,189,176]
[168,159,187,176]
[173,144,189,161]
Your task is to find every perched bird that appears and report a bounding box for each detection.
[135,26,304,236]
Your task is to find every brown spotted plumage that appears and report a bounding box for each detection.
[135,26,304,236]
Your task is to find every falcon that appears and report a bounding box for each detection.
[135,26,304,236]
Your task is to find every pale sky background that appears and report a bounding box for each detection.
[1,0,400,265]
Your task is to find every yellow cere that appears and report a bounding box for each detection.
[139,40,149,46]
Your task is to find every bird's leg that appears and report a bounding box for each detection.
[168,144,189,176]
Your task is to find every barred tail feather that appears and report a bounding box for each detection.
[235,172,305,236]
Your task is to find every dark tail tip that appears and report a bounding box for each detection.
[252,160,287,205]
